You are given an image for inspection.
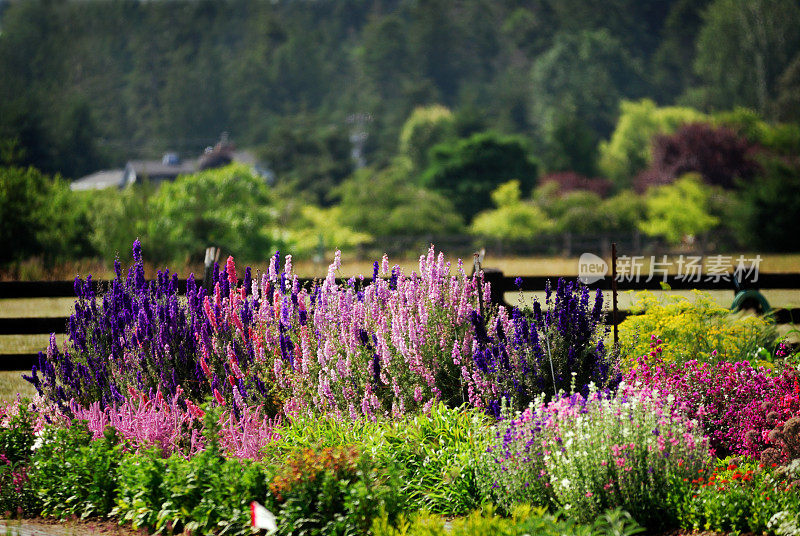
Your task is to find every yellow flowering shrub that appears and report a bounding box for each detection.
[618,290,776,369]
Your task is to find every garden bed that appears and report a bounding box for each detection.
[2,242,800,535]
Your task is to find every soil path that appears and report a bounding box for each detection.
[0,519,142,536]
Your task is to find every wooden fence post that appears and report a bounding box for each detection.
[611,242,619,347]
[203,247,220,293]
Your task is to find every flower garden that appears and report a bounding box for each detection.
[2,240,800,536]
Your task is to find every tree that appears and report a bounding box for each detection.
[0,166,92,265]
[597,190,646,233]
[635,123,759,191]
[85,184,152,264]
[260,116,353,206]
[529,30,645,146]
[598,99,707,189]
[470,180,554,240]
[773,52,800,123]
[650,0,713,102]
[421,131,539,221]
[539,172,612,198]
[737,157,800,252]
[284,205,371,258]
[541,113,600,176]
[337,159,463,238]
[691,0,800,118]
[398,105,455,171]
[0,166,51,264]
[144,164,282,264]
[638,174,720,244]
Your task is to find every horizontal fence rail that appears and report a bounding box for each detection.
[2,272,799,371]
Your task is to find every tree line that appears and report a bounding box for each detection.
[1,0,799,269]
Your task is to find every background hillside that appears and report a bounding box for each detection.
[1,0,799,270]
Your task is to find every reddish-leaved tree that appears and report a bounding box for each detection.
[634,122,760,192]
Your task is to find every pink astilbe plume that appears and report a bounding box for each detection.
[218,406,281,460]
[70,389,198,457]
[69,388,281,459]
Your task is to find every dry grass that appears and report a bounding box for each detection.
[0,297,76,318]
[0,370,36,404]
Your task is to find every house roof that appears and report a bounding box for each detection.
[70,169,126,191]
[125,159,197,180]
[70,142,266,190]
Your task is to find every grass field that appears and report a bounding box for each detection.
[0,370,36,403]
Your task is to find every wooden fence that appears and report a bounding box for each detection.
[2,272,799,371]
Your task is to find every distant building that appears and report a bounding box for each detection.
[70,136,265,191]
[69,169,126,191]
[122,154,196,187]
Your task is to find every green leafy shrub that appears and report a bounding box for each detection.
[637,174,719,244]
[377,403,489,516]
[114,410,270,535]
[373,504,645,536]
[263,404,488,518]
[112,447,167,531]
[0,166,92,265]
[29,421,122,519]
[677,457,800,534]
[421,131,539,221]
[0,401,38,515]
[470,180,554,240]
[618,290,776,369]
[0,401,35,464]
[154,449,268,535]
[266,445,401,536]
[143,163,284,264]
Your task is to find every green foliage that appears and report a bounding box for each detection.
[373,504,645,536]
[112,448,167,531]
[638,174,719,244]
[399,105,456,171]
[541,187,606,234]
[153,449,268,535]
[541,113,600,177]
[596,190,646,233]
[650,0,712,103]
[30,422,123,519]
[84,183,152,263]
[113,446,270,535]
[713,107,800,155]
[470,181,554,241]
[774,52,800,123]
[261,116,353,206]
[264,405,489,519]
[0,401,35,464]
[598,99,707,188]
[284,204,371,258]
[144,163,283,264]
[376,403,490,516]
[529,30,644,146]
[114,408,270,535]
[0,166,93,265]
[337,160,463,239]
[691,0,800,116]
[676,457,800,534]
[421,132,539,221]
[266,446,401,536]
[618,290,777,369]
[736,156,800,252]
[0,402,38,515]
